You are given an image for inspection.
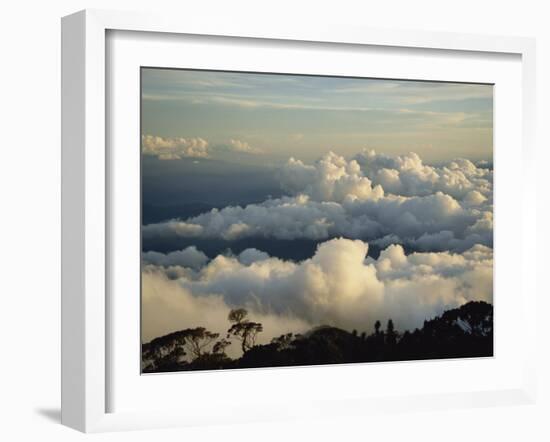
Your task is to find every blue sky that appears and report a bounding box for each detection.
[141,68,493,163]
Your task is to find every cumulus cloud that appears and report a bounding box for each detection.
[143,238,492,345]
[142,246,209,270]
[238,248,271,265]
[463,190,487,207]
[229,139,263,154]
[353,149,493,201]
[278,152,384,202]
[142,134,209,159]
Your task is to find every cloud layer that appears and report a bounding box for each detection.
[142,151,492,252]
[142,238,493,352]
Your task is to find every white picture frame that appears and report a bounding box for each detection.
[61,9,538,433]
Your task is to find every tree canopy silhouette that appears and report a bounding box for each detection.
[142,301,493,373]
[227,308,263,353]
[386,319,397,345]
[183,327,220,359]
[213,338,231,355]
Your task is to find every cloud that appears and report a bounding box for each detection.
[463,190,487,207]
[238,248,271,265]
[278,152,384,203]
[353,149,493,201]
[142,135,209,159]
[228,139,263,154]
[140,136,265,159]
[142,246,208,270]
[143,239,492,345]
[143,221,204,239]
[327,81,493,105]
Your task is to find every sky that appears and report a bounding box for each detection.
[141,68,493,164]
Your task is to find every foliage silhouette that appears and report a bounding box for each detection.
[142,301,493,373]
[227,308,263,353]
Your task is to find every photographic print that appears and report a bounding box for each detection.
[141,68,493,373]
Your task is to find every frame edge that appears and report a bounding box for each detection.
[61,9,86,432]
[61,9,108,433]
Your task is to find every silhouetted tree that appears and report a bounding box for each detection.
[212,338,232,355]
[228,308,247,324]
[374,320,381,335]
[271,333,294,351]
[141,329,189,372]
[227,308,263,353]
[182,327,220,359]
[386,319,397,346]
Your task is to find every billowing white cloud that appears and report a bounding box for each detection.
[238,248,270,265]
[143,238,492,347]
[142,134,209,159]
[142,246,208,270]
[463,190,487,207]
[353,149,493,201]
[278,152,384,202]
